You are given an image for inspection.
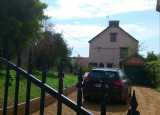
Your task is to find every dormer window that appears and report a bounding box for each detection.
[110,33,116,42]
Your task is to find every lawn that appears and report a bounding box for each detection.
[0,70,78,108]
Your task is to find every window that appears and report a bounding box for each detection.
[107,63,112,68]
[105,71,116,78]
[88,71,105,78]
[120,48,128,58]
[88,70,116,78]
[99,63,104,68]
[118,70,126,79]
[110,33,116,42]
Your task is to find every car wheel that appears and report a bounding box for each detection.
[84,96,90,101]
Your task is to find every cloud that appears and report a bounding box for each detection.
[45,6,92,19]
[44,0,156,19]
[121,24,144,32]
[52,24,105,56]
[121,23,159,41]
[74,21,80,24]
[55,24,105,39]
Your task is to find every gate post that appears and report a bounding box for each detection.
[100,77,106,115]
[40,54,47,115]
[25,46,32,115]
[3,38,11,115]
[77,68,83,115]
[127,90,140,115]
[14,42,21,115]
[57,60,64,115]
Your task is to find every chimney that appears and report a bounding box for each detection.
[109,21,119,26]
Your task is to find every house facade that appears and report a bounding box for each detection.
[76,57,88,67]
[88,21,138,68]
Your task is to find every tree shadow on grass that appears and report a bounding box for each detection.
[0,71,6,79]
[32,70,59,79]
[46,72,59,79]
[82,96,132,113]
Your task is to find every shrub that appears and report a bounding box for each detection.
[9,73,14,86]
[144,59,160,87]
[74,67,87,75]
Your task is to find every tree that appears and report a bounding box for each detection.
[144,51,160,87]
[128,41,148,57]
[0,0,48,58]
[33,30,72,70]
[144,59,160,87]
[146,51,158,62]
[157,53,160,58]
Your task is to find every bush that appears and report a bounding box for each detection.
[9,73,15,86]
[74,66,94,76]
[144,59,160,87]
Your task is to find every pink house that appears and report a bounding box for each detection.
[88,21,138,68]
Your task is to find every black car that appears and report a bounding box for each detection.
[83,68,132,104]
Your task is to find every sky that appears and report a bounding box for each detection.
[41,0,160,57]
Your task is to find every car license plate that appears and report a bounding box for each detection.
[95,84,101,87]
[95,84,108,88]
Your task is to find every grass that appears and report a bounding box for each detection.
[155,86,160,92]
[0,70,78,108]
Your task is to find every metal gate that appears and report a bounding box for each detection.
[0,38,92,115]
[0,38,139,115]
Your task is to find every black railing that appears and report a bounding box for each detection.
[100,78,107,115]
[0,38,140,115]
[13,42,21,115]
[25,46,32,115]
[40,54,47,115]
[3,38,11,115]
[127,90,140,115]
[0,38,92,115]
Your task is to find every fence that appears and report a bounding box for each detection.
[0,38,92,115]
[0,85,78,115]
[0,38,139,115]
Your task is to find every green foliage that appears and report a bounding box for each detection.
[34,31,72,70]
[9,73,15,86]
[0,69,78,107]
[155,87,160,92]
[74,66,93,76]
[68,62,74,73]
[146,51,158,62]
[0,0,48,58]
[144,51,159,88]
[144,59,160,87]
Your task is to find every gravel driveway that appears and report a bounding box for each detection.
[32,86,160,115]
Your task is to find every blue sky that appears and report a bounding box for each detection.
[41,0,159,57]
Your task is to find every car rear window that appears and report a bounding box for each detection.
[118,70,126,79]
[88,70,116,79]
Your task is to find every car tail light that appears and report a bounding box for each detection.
[113,80,124,86]
[84,78,91,83]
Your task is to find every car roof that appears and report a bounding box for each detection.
[92,68,121,72]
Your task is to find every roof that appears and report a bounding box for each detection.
[157,0,160,12]
[88,23,139,43]
[92,67,121,72]
[119,53,146,64]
